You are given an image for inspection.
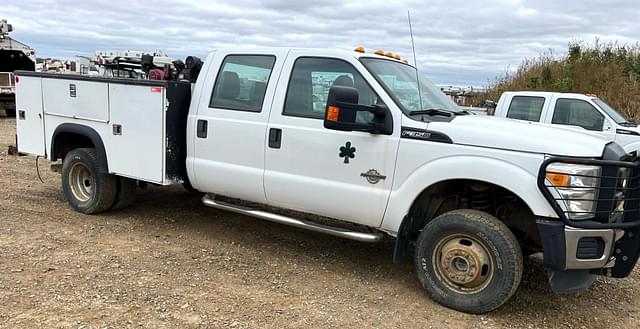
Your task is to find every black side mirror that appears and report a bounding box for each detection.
[323,85,393,135]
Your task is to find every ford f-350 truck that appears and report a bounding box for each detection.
[14,47,640,314]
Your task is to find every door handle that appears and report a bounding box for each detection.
[197,120,208,138]
[268,128,282,149]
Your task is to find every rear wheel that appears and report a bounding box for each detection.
[415,209,523,314]
[61,148,116,214]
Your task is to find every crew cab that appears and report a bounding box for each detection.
[494,91,640,154]
[14,47,640,314]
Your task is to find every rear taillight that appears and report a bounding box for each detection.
[14,75,19,84]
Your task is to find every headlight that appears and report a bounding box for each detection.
[544,163,601,220]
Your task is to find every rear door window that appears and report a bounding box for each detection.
[506,96,546,122]
[210,55,276,112]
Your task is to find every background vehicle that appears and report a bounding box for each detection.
[14,47,640,314]
[493,91,640,154]
[0,19,35,117]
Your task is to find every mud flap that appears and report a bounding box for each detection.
[548,269,596,294]
[393,216,412,264]
[609,227,640,278]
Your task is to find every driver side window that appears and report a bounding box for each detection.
[552,99,604,131]
[283,57,383,123]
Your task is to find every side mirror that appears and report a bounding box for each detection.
[323,85,393,135]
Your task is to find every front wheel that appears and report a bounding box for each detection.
[415,209,523,314]
[61,148,116,214]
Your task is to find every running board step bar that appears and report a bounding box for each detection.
[202,195,384,243]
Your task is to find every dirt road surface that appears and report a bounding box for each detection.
[1,117,639,328]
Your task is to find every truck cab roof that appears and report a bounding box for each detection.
[209,47,414,66]
[502,90,596,101]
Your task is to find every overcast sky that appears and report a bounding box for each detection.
[4,0,640,86]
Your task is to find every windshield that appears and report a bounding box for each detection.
[360,58,461,114]
[592,98,629,124]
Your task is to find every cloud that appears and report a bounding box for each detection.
[3,0,640,86]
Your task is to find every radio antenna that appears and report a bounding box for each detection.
[407,10,424,110]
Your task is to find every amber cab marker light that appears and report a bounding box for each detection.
[374,50,385,56]
[545,172,570,187]
[385,52,394,58]
[327,106,340,122]
[393,54,401,60]
[354,47,365,53]
[402,59,409,64]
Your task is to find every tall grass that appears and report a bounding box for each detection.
[483,40,640,121]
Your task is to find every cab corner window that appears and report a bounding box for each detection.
[210,55,276,112]
[552,98,604,131]
[282,57,383,122]
[506,96,545,122]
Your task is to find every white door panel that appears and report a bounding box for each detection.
[15,76,46,156]
[190,50,288,203]
[192,116,269,202]
[264,51,401,227]
[265,121,397,225]
[108,83,165,183]
[42,78,109,121]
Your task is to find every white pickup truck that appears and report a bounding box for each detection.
[494,91,640,154]
[14,47,640,314]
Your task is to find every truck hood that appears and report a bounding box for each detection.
[427,115,611,157]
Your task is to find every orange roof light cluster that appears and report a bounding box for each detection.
[356,46,409,64]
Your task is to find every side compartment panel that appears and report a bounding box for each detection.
[15,76,46,156]
[108,84,165,183]
[42,79,109,122]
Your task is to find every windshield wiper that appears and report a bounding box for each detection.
[408,108,468,117]
[619,121,638,127]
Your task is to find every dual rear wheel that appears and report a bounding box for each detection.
[61,148,136,214]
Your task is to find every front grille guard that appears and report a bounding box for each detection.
[538,157,640,229]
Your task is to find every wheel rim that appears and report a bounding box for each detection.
[432,234,494,294]
[68,162,95,202]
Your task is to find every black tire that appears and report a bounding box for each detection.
[5,108,16,117]
[415,209,523,314]
[111,176,137,210]
[61,148,116,214]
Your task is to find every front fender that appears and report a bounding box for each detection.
[622,140,640,155]
[381,155,558,234]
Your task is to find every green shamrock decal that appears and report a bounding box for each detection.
[339,141,356,164]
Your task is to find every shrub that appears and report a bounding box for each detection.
[481,40,640,121]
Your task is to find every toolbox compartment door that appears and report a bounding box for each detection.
[15,75,46,156]
[41,78,109,122]
[108,83,165,184]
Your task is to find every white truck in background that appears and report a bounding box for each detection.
[14,47,640,314]
[493,91,640,154]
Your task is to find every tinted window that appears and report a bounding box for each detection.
[210,55,276,112]
[552,98,604,131]
[506,96,546,122]
[283,57,383,122]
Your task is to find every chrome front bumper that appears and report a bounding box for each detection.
[564,226,621,269]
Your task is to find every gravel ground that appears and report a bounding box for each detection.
[0,116,639,329]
